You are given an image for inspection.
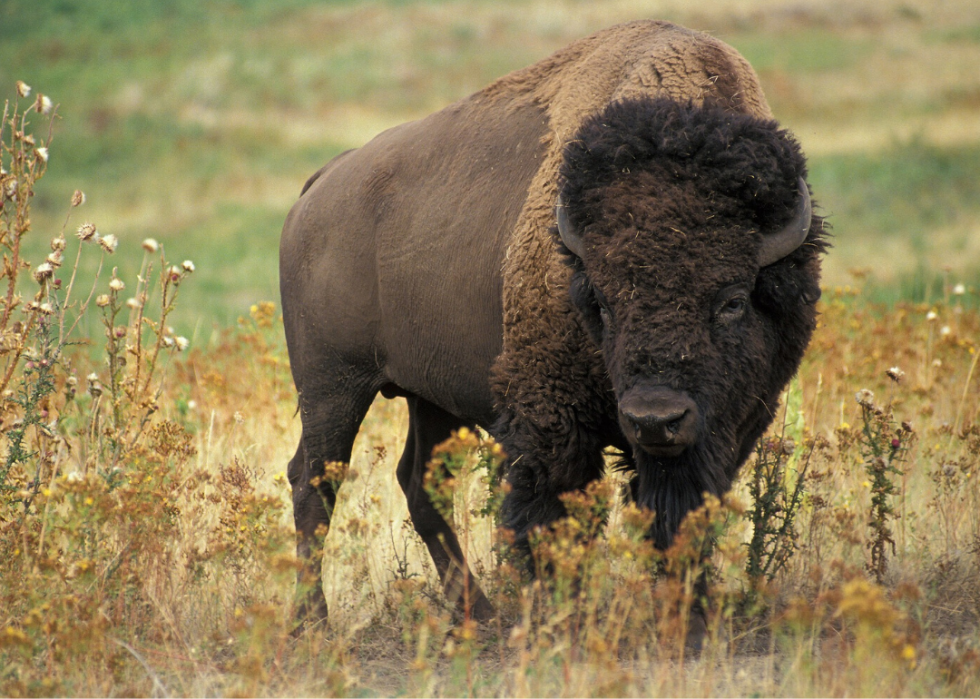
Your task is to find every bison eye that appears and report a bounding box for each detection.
[714,287,750,323]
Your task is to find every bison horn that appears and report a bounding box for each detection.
[758,177,812,268]
[556,195,587,259]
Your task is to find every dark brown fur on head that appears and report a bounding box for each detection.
[557,97,828,549]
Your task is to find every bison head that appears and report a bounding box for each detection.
[556,98,826,549]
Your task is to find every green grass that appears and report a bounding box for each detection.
[810,141,980,237]
[727,29,874,74]
[3,0,979,332]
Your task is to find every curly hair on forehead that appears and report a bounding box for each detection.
[558,97,809,233]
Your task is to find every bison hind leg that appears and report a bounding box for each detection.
[397,395,495,622]
[289,376,378,633]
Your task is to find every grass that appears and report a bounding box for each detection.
[2,0,980,695]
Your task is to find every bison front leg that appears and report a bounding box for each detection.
[397,396,494,622]
[495,407,607,573]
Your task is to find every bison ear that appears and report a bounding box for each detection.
[758,177,811,268]
[556,195,587,259]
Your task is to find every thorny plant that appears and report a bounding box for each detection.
[855,386,913,584]
[745,435,812,592]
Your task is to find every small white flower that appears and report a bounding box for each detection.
[98,234,118,253]
[76,222,97,241]
[126,297,139,310]
[175,336,189,351]
[35,147,48,163]
[941,325,951,337]
[16,81,31,98]
[33,262,53,283]
[66,471,83,484]
[86,372,99,382]
[182,260,195,273]
[142,238,159,253]
[109,278,125,292]
[187,400,197,410]
[926,310,938,321]
[953,283,966,296]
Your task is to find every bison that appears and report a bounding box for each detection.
[279,19,827,626]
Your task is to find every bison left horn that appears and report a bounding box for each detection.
[758,177,811,268]
[556,195,587,259]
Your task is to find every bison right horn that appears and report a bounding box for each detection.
[556,195,587,259]
[758,177,811,268]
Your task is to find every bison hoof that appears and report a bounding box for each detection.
[291,589,329,637]
[684,608,708,655]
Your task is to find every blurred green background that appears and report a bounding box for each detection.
[2,0,979,337]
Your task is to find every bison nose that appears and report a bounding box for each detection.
[619,387,699,457]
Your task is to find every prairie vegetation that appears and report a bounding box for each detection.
[2,0,980,696]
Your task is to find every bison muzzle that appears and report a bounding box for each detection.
[279,19,827,628]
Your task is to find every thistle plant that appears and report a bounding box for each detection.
[745,435,812,590]
[854,387,913,584]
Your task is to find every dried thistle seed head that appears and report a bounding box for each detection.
[182,260,195,273]
[125,297,139,310]
[855,388,876,408]
[23,133,35,147]
[162,336,174,347]
[46,251,62,268]
[926,310,938,322]
[71,190,85,207]
[886,366,905,383]
[108,278,125,292]
[16,80,31,98]
[33,262,53,283]
[175,336,189,351]
[35,93,53,115]
[35,147,48,163]
[953,283,966,296]
[98,233,118,253]
[51,237,66,252]
[38,302,54,315]
[95,294,110,307]
[142,238,159,253]
[76,222,97,241]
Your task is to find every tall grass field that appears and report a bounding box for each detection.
[2,0,980,695]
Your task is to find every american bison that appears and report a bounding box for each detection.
[279,19,827,625]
